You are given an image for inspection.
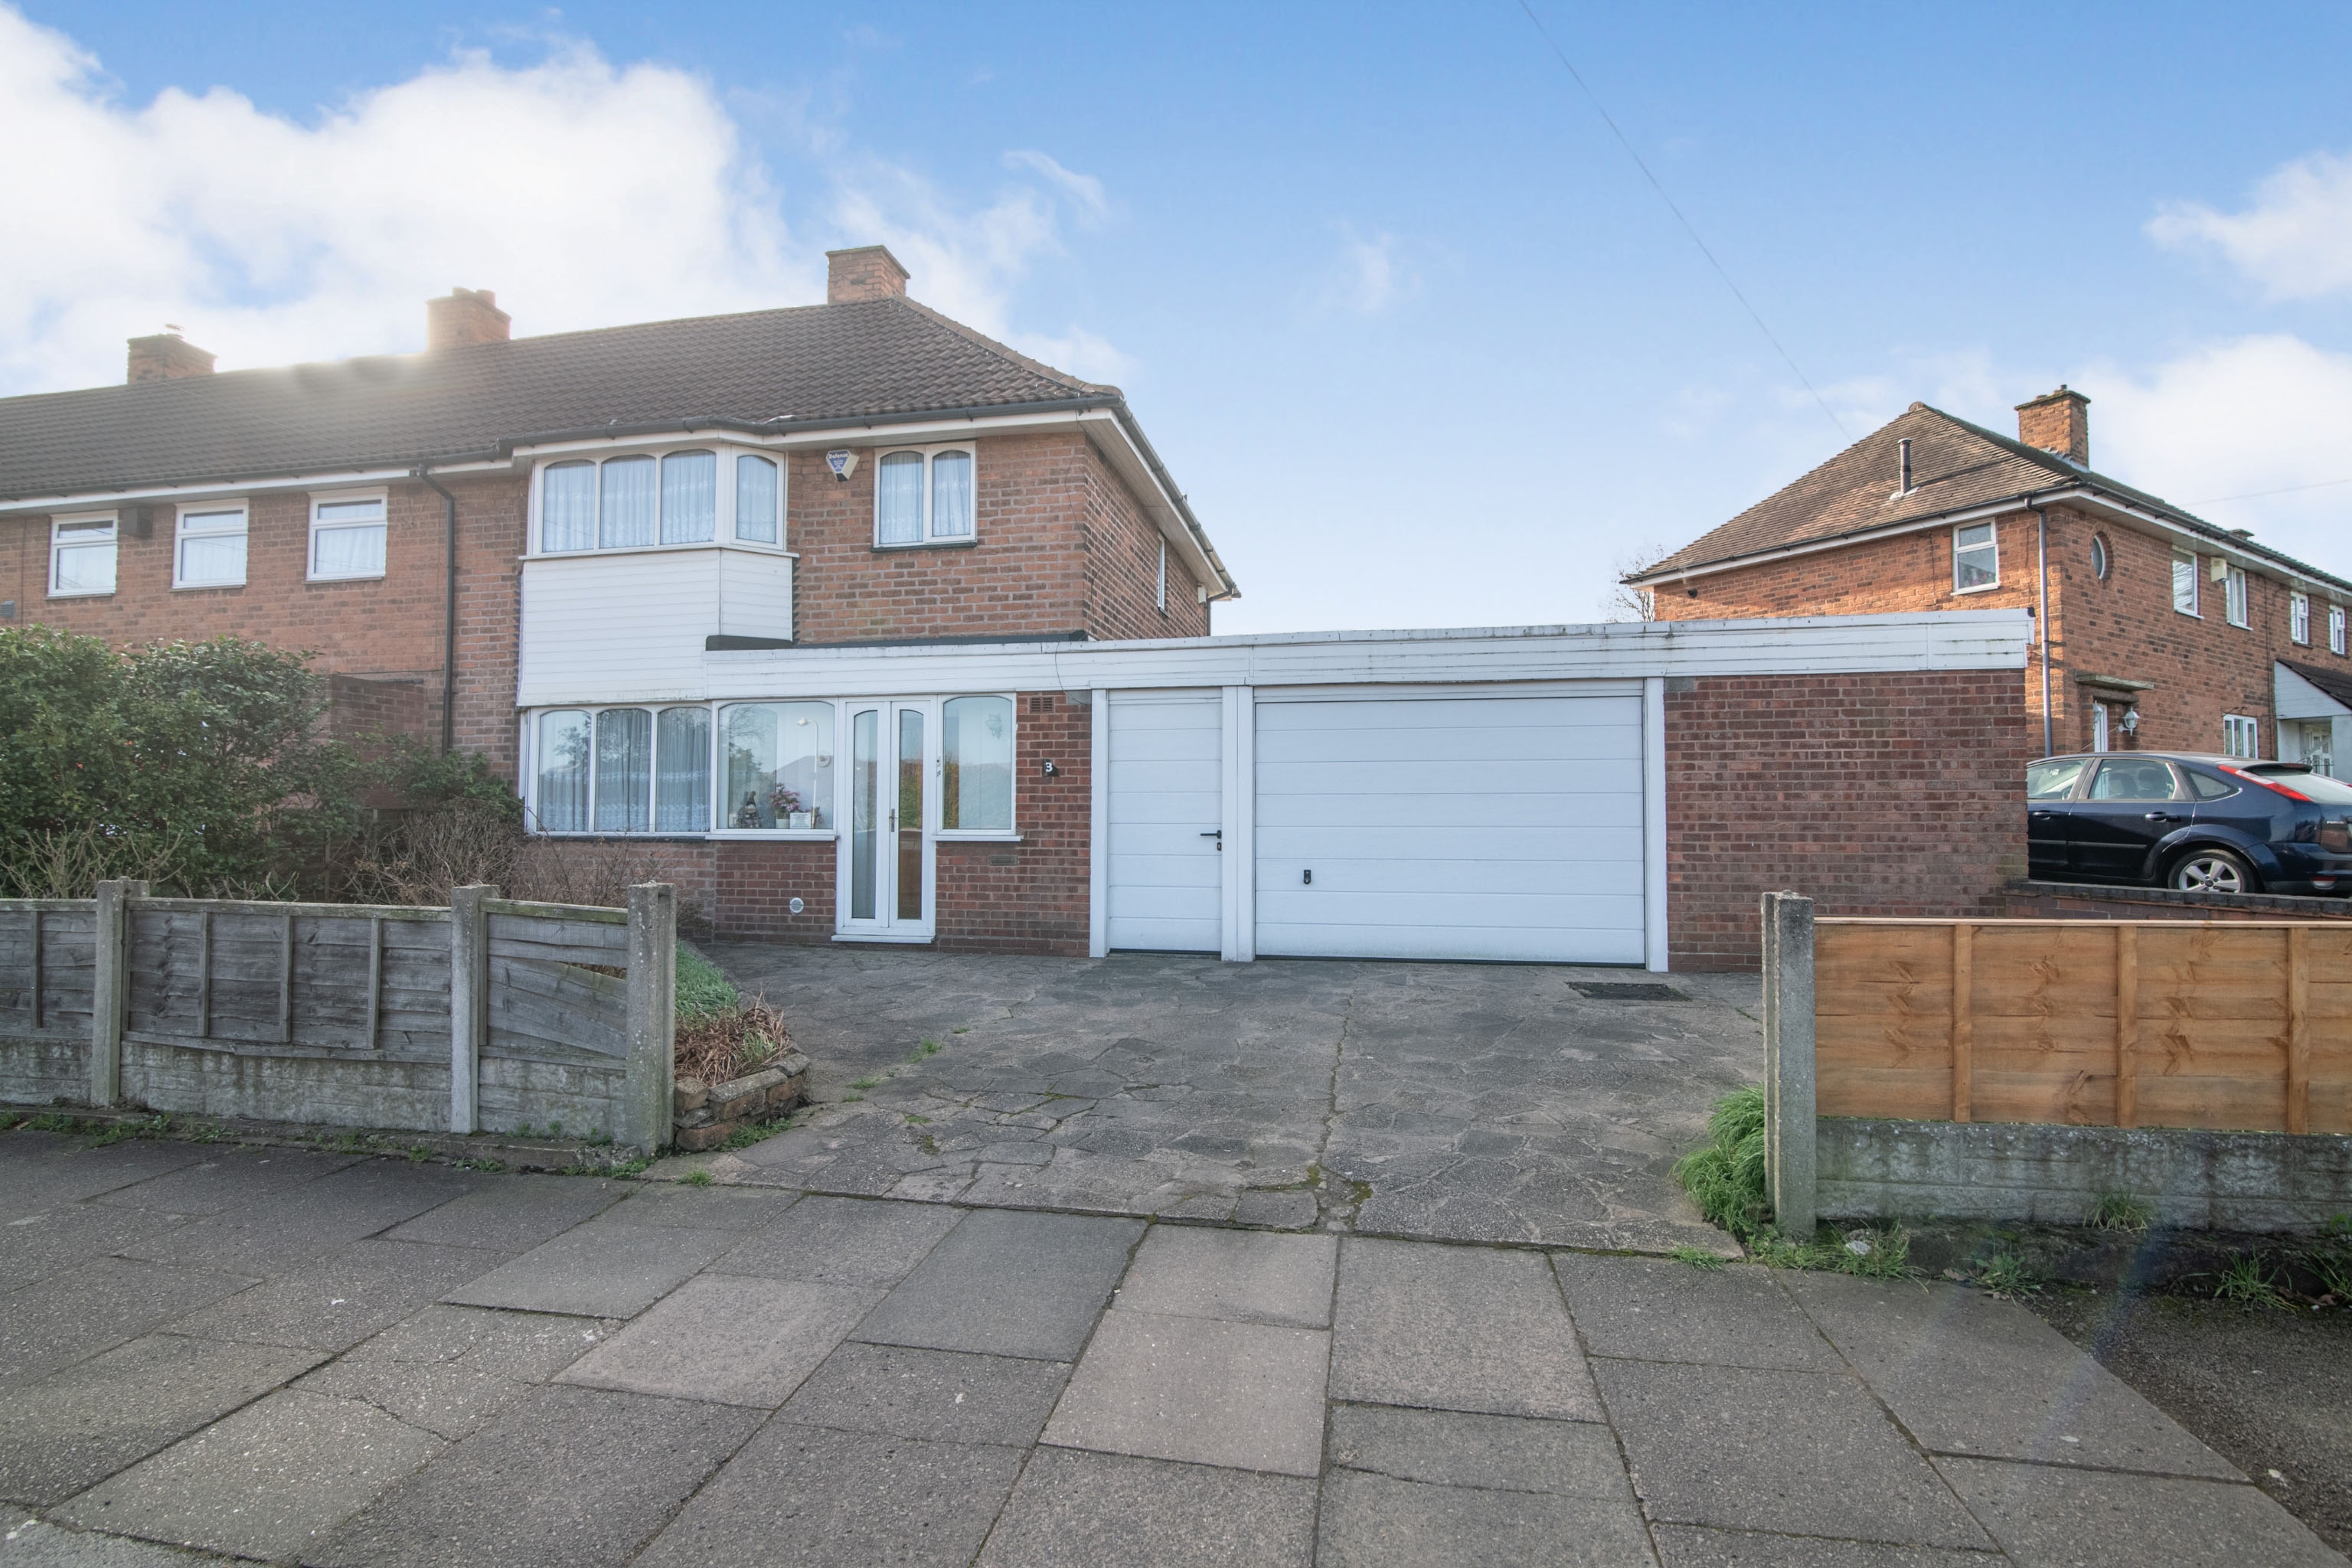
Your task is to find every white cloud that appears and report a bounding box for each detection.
[1318,225,1414,315]
[0,5,1128,394]
[1003,149,1109,224]
[2150,150,2352,300]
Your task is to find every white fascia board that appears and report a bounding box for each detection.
[2276,662,2352,721]
[505,410,1087,463]
[659,609,2030,708]
[2053,491,2352,597]
[0,462,514,516]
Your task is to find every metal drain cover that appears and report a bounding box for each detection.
[1570,982,1684,1001]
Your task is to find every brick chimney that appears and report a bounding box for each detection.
[826,245,910,303]
[126,332,214,384]
[2015,385,2089,466]
[426,287,511,351]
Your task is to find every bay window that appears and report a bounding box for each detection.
[535,710,592,832]
[720,702,835,830]
[593,708,653,832]
[537,445,785,554]
[175,505,247,588]
[50,514,116,596]
[655,708,712,831]
[875,446,975,546]
[534,704,714,834]
[735,455,779,544]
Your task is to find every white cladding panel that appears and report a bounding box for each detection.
[1105,691,1223,952]
[519,551,720,707]
[718,550,795,640]
[1253,691,1645,963]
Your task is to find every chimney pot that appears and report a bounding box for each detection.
[2015,385,2090,466]
[426,287,511,351]
[826,245,910,304]
[126,332,214,384]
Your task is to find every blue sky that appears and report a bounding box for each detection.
[8,2,2352,632]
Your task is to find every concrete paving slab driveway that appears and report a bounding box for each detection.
[701,946,1760,1251]
[0,1132,2339,1566]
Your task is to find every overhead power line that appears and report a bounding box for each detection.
[2192,475,2352,505]
[1514,1,1850,442]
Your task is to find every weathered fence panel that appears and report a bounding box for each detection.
[1,882,678,1152]
[1769,893,2352,1230]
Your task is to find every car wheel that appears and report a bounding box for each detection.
[2167,848,2258,896]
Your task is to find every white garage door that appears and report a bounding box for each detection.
[1254,691,1645,963]
[1105,690,1223,952]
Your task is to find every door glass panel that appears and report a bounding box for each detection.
[851,709,879,920]
[898,709,925,921]
[2088,759,2180,801]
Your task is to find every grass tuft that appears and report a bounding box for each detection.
[675,946,740,1021]
[1670,1245,1727,1270]
[680,1169,715,1187]
[2210,1253,2291,1308]
[2090,1189,2153,1233]
[1975,1251,2040,1298]
[1671,1086,1770,1241]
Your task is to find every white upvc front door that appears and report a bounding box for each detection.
[838,698,936,939]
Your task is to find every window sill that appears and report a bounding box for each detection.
[872,537,979,554]
[705,829,838,841]
[935,831,1024,844]
[1951,583,2002,596]
[46,589,113,599]
[307,573,386,585]
[2174,609,2202,619]
[173,581,246,592]
[832,931,935,946]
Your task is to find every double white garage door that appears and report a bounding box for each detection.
[1103,686,1649,964]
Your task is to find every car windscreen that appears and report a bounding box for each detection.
[2026,758,2090,800]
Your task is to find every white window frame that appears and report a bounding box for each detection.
[1156,538,1168,613]
[2332,604,2347,657]
[2172,551,2200,616]
[2291,591,2311,645]
[308,488,388,582]
[527,442,790,559]
[934,691,1022,841]
[872,444,978,548]
[2224,564,2249,629]
[48,511,119,598]
[527,701,722,837]
[2223,714,2261,760]
[1951,522,1999,593]
[173,502,249,590]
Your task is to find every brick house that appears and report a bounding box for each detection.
[2,249,2043,967]
[1628,388,2352,773]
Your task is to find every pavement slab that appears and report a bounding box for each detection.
[636,1423,1024,1568]
[0,1508,221,1565]
[1651,1525,2006,1566]
[712,1195,963,1287]
[381,1173,631,1252]
[1315,1468,1658,1568]
[1938,1455,2344,1566]
[1592,1359,1993,1550]
[298,1306,615,1441]
[1328,1236,1600,1420]
[779,1343,1072,1446]
[1112,1226,1337,1328]
[1043,1308,1329,1476]
[165,1239,508,1354]
[50,1388,443,1560]
[118,1160,481,1278]
[599,1182,801,1233]
[89,1147,360,1217]
[1326,1403,1635,1497]
[852,1208,1142,1361]
[1784,1272,2246,1480]
[439,1216,735,1318]
[0,1333,325,1507]
[0,1203,191,1295]
[313,1383,762,1568]
[557,1273,879,1406]
[0,1256,256,1386]
[975,1448,1317,1568]
[0,1137,215,1211]
[1554,1254,1839,1371]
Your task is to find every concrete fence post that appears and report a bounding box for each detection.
[89,879,147,1106]
[449,884,495,1135]
[622,883,678,1155]
[1762,890,1817,1240]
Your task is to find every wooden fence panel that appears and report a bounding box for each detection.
[1818,917,2348,1135]
[0,904,98,1039]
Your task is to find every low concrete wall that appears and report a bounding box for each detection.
[1818,1116,2352,1233]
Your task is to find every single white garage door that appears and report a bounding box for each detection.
[1104,690,1223,952]
[1254,690,1645,963]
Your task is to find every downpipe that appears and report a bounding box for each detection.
[415,466,460,754]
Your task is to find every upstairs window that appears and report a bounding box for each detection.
[50,514,117,596]
[2172,552,2199,616]
[311,494,387,580]
[875,446,975,546]
[175,505,247,589]
[2292,591,2311,645]
[659,451,716,544]
[735,455,780,544]
[599,455,656,548]
[2224,564,2249,628]
[2223,714,2261,760]
[1952,522,1998,592]
[2333,604,2347,656]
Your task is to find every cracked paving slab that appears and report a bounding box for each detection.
[698,946,1758,1252]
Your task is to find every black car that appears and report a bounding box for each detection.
[2027,751,2352,895]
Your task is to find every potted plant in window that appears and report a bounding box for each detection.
[771,786,812,831]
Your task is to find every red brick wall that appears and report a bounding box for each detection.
[1653,505,2352,760]
[934,690,1093,954]
[1665,669,2034,970]
[714,839,835,942]
[1081,442,1207,641]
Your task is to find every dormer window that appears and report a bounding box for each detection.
[875,446,975,547]
[536,443,786,554]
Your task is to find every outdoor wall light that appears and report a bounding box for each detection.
[2121,710,2139,736]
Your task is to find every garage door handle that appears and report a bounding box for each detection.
[1201,830,1221,851]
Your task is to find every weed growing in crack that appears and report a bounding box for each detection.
[913,1040,942,1060]
[2089,1190,2153,1233]
[1671,1087,1769,1241]
[2209,1253,2292,1308]
[1670,1246,1727,1270]
[681,1170,715,1187]
[1974,1251,2040,1298]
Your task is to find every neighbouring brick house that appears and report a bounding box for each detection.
[1628,388,2352,773]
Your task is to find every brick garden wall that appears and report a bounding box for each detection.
[1665,668,2034,970]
